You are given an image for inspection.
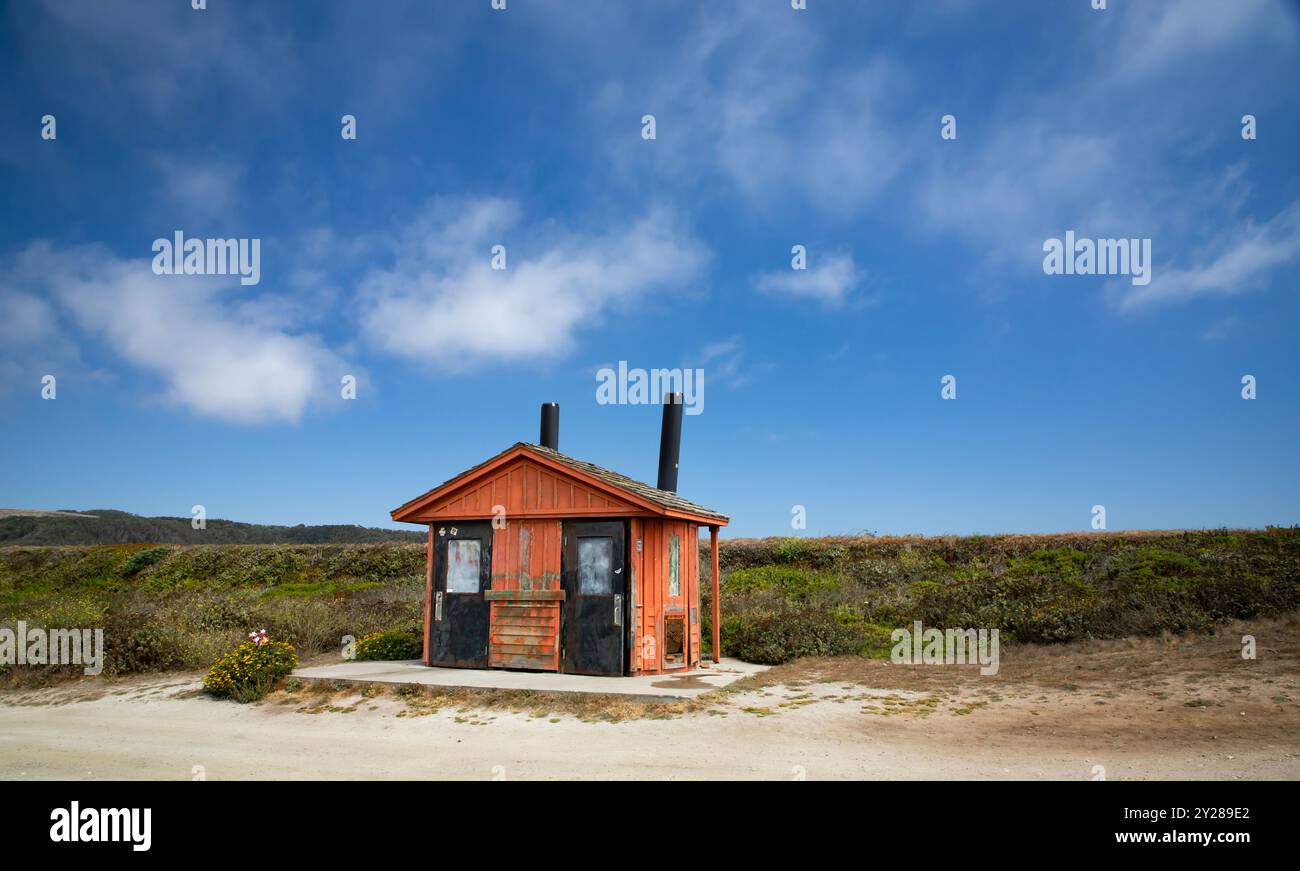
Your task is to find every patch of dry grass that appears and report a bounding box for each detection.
[268,678,714,723]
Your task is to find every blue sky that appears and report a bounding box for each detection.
[1,0,1298,538]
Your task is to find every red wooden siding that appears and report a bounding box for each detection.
[632,518,699,673]
[491,519,561,590]
[487,519,562,670]
[632,518,650,672]
[630,518,643,673]
[416,459,638,520]
[488,602,561,671]
[687,529,700,666]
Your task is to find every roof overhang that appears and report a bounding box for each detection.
[391,444,728,527]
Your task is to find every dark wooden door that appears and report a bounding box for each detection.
[560,521,626,676]
[429,522,492,668]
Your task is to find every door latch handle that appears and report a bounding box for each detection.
[435,591,444,621]
[613,594,623,627]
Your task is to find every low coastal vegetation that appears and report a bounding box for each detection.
[354,627,422,661]
[0,544,423,685]
[1,528,1297,686]
[707,529,1300,663]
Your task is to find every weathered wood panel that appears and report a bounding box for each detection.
[633,518,700,673]
[489,602,560,671]
[486,519,562,670]
[687,527,701,666]
[629,518,642,673]
[416,459,641,520]
[490,519,562,591]
[637,519,659,673]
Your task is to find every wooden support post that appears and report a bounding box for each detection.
[423,523,434,666]
[710,525,721,663]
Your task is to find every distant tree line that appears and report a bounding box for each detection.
[0,510,424,546]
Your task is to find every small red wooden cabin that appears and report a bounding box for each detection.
[391,401,728,677]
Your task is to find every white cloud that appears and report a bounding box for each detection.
[590,4,910,212]
[713,57,908,210]
[699,336,744,386]
[0,290,58,345]
[358,199,709,369]
[7,1,473,132]
[154,155,246,222]
[753,254,861,308]
[696,335,768,389]
[700,337,741,364]
[919,125,1127,267]
[9,0,301,117]
[913,0,1298,295]
[1113,200,1300,311]
[0,289,82,395]
[1113,0,1297,81]
[6,242,346,424]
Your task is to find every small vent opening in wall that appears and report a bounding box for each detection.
[663,615,686,666]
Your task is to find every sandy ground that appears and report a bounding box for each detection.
[2,618,1298,780]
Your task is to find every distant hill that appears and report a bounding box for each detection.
[0,509,424,546]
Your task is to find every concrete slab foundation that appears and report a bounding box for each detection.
[291,657,767,700]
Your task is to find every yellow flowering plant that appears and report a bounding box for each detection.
[203,632,298,703]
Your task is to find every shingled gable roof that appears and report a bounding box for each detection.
[390,442,729,525]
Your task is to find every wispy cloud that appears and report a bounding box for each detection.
[153,155,246,223]
[589,4,911,212]
[753,253,862,308]
[0,289,86,395]
[918,125,1127,268]
[912,0,1298,301]
[1112,0,1298,81]
[1113,200,1300,311]
[358,198,709,370]
[5,0,472,126]
[698,335,762,388]
[8,0,301,118]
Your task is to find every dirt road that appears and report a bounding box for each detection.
[3,619,1298,780]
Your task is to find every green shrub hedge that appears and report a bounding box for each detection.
[722,565,841,601]
[723,610,864,664]
[121,546,170,577]
[354,628,421,661]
